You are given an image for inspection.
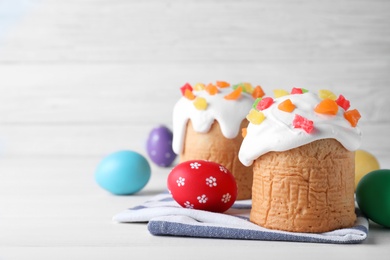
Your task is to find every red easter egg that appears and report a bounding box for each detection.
[167,160,237,213]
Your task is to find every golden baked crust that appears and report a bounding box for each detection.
[250,139,356,233]
[180,120,253,200]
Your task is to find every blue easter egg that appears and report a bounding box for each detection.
[146,125,177,167]
[95,150,151,195]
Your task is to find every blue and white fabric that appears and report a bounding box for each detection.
[113,192,368,244]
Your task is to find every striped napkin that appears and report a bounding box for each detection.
[113,192,368,244]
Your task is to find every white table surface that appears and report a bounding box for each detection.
[1,158,390,260]
[1,0,389,259]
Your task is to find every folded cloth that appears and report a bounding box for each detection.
[113,192,368,244]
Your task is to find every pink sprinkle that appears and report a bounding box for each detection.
[256,97,274,110]
[291,87,303,94]
[335,95,350,110]
[293,114,314,133]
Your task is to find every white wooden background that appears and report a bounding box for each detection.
[0,0,389,160]
[0,0,389,259]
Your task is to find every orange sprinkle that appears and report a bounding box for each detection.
[314,98,339,115]
[252,85,265,99]
[224,86,242,100]
[278,99,295,113]
[184,89,196,100]
[241,127,247,138]
[216,81,230,88]
[344,109,361,127]
[205,83,218,95]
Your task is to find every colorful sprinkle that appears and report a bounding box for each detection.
[318,89,337,100]
[335,94,351,111]
[233,83,253,94]
[293,114,314,133]
[180,83,193,95]
[184,89,196,100]
[314,98,339,115]
[291,87,303,94]
[241,83,254,94]
[193,83,206,91]
[344,109,361,127]
[256,97,273,111]
[205,83,218,95]
[278,99,295,113]
[193,97,208,110]
[241,127,247,138]
[273,89,290,98]
[246,109,266,125]
[252,85,265,99]
[216,81,230,88]
[252,98,262,110]
[224,86,242,100]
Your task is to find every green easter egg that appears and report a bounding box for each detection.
[356,169,390,227]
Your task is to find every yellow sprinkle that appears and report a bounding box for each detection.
[193,83,205,91]
[318,89,337,100]
[273,89,290,98]
[193,97,208,110]
[246,109,266,125]
[241,82,254,94]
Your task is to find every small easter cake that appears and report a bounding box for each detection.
[172,82,265,200]
[239,88,362,233]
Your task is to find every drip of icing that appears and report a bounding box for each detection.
[172,87,254,155]
[238,92,362,167]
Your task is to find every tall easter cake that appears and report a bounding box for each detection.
[239,88,362,232]
[172,82,265,200]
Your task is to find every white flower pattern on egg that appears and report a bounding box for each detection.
[206,176,217,187]
[190,162,201,169]
[176,177,185,187]
[197,194,208,203]
[221,193,231,203]
[184,201,194,209]
[219,165,228,173]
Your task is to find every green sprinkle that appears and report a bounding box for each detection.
[252,98,262,110]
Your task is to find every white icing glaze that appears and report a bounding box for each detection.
[172,86,254,155]
[238,92,362,167]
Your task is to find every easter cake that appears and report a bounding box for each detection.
[239,88,362,233]
[172,82,265,200]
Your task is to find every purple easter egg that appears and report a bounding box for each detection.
[146,125,177,167]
